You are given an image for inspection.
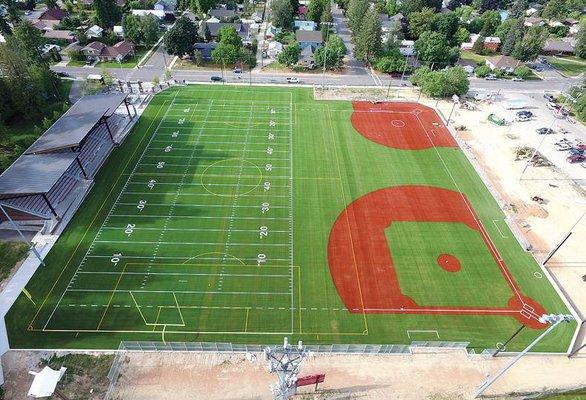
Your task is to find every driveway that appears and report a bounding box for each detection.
[331,3,367,76]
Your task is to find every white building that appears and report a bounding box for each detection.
[399,40,415,56]
[85,24,104,38]
[267,41,283,58]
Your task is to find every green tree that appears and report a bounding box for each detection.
[315,33,346,68]
[190,0,217,13]
[9,21,46,66]
[354,7,382,61]
[385,0,397,15]
[212,42,239,66]
[474,64,491,77]
[512,25,548,61]
[122,14,143,44]
[64,0,74,13]
[307,0,326,23]
[321,2,333,24]
[346,0,369,35]
[277,43,301,66]
[500,20,523,55]
[410,66,469,97]
[575,21,586,59]
[45,0,58,8]
[432,12,460,43]
[164,16,198,56]
[514,65,531,78]
[540,0,568,21]
[217,26,242,47]
[142,15,159,46]
[400,0,441,15]
[93,0,122,27]
[414,31,458,66]
[407,7,435,39]
[455,27,470,45]
[198,22,212,42]
[271,0,294,28]
[509,0,527,18]
[472,34,485,53]
[374,51,407,73]
[479,10,501,37]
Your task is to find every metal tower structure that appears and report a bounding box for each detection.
[265,337,310,400]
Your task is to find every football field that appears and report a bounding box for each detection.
[7,85,577,352]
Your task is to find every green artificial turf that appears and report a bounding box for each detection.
[6,85,576,352]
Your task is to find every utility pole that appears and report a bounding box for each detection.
[265,337,310,400]
[474,314,574,398]
[320,18,335,89]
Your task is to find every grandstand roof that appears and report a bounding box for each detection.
[0,153,79,198]
[26,93,127,154]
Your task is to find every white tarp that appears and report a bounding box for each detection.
[28,366,67,398]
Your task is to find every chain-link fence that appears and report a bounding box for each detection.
[104,340,471,399]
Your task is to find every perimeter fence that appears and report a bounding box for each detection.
[104,340,472,399]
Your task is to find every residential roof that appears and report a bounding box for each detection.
[0,153,78,198]
[64,41,82,52]
[295,30,323,43]
[484,36,501,43]
[205,22,250,38]
[26,93,127,154]
[209,7,236,19]
[194,41,217,58]
[543,38,575,53]
[82,41,106,52]
[39,7,68,21]
[86,24,104,34]
[131,9,166,18]
[487,55,521,69]
[43,29,75,40]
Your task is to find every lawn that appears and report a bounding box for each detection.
[0,242,29,283]
[5,85,576,352]
[0,79,72,173]
[546,55,586,77]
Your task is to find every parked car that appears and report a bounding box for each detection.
[512,77,523,81]
[567,154,585,163]
[485,74,497,80]
[543,93,556,102]
[286,77,300,83]
[515,110,533,121]
[233,68,242,73]
[210,76,223,82]
[536,127,555,135]
[568,148,584,156]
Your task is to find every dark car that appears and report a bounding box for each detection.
[210,76,223,82]
[536,127,555,135]
[543,93,556,102]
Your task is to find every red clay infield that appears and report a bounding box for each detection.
[437,254,461,272]
[327,184,547,329]
[350,101,458,150]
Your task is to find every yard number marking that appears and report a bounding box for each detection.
[171,131,179,138]
[156,161,165,169]
[164,145,172,153]
[259,226,268,238]
[178,118,185,125]
[269,120,275,127]
[266,147,273,155]
[136,200,147,211]
[261,202,270,213]
[110,253,122,266]
[125,223,136,236]
[257,253,266,266]
[147,180,156,189]
[265,163,272,171]
[268,133,274,140]
[183,108,190,113]
[263,181,271,191]
[270,108,275,114]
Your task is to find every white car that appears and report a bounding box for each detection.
[485,74,497,80]
[286,77,300,83]
[512,77,523,81]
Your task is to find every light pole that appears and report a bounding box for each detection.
[474,314,574,398]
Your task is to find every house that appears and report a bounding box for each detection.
[113,25,124,37]
[265,25,281,40]
[0,33,6,43]
[182,10,198,22]
[205,22,252,44]
[81,40,136,62]
[193,42,217,60]
[252,11,263,23]
[131,9,166,19]
[484,36,501,52]
[80,0,125,6]
[542,38,575,55]
[294,20,317,31]
[486,55,521,73]
[208,6,237,20]
[154,0,177,14]
[525,7,539,16]
[399,40,415,56]
[206,16,221,23]
[64,41,83,54]
[295,30,323,50]
[34,7,68,30]
[86,25,104,38]
[297,45,315,68]
[524,17,545,27]
[267,41,283,58]
[43,29,76,42]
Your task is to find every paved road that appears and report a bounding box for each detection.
[331,3,367,77]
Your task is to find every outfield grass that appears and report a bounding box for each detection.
[6,85,576,352]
